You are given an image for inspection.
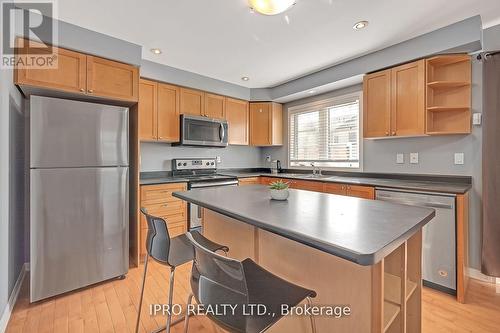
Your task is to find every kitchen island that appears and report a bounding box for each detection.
[173,185,435,333]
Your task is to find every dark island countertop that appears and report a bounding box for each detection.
[173,185,435,266]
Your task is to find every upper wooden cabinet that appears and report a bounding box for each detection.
[14,39,139,102]
[204,93,226,119]
[363,69,391,138]
[249,102,283,146]
[139,79,157,141]
[226,98,249,145]
[363,60,425,138]
[14,40,87,94]
[180,88,204,116]
[157,83,180,142]
[86,56,139,102]
[139,79,180,142]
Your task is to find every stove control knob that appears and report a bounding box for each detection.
[177,163,181,167]
[211,162,215,165]
[183,163,187,166]
[206,162,210,166]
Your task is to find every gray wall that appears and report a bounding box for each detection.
[0,66,26,323]
[263,58,483,270]
[140,143,263,172]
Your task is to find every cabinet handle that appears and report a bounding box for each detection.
[79,88,85,92]
[392,131,396,136]
[88,89,94,93]
[385,131,389,136]
[158,136,163,139]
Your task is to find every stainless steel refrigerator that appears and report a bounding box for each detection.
[30,96,129,302]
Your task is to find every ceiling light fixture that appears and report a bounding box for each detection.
[353,20,369,30]
[308,90,315,94]
[241,76,250,81]
[248,0,296,16]
[150,48,162,55]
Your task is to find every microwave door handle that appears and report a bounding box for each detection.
[219,123,225,142]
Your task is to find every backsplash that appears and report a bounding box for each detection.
[140,143,263,171]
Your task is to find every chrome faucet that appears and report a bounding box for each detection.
[310,162,322,176]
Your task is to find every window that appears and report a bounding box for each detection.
[288,92,362,169]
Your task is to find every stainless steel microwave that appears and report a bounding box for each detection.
[174,114,229,147]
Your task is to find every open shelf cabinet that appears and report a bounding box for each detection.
[377,230,422,333]
[425,55,471,135]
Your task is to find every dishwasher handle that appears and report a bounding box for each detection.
[376,196,454,209]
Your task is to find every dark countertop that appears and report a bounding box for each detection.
[140,169,471,194]
[218,171,471,194]
[173,185,435,266]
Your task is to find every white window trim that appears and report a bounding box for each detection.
[287,91,363,172]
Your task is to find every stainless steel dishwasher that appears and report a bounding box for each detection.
[375,188,456,294]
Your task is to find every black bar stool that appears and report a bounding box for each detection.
[136,208,229,333]
[183,231,317,333]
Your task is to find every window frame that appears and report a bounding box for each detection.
[287,91,363,171]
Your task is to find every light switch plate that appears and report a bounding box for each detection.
[472,113,482,125]
[410,153,419,164]
[396,153,404,164]
[454,153,465,165]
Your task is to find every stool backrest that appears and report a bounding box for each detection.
[186,232,249,328]
[140,208,171,264]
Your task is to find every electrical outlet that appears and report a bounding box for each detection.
[472,113,482,126]
[266,155,271,162]
[216,156,221,163]
[410,153,419,164]
[454,153,464,165]
[396,153,404,164]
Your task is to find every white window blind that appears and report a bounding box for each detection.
[289,94,361,169]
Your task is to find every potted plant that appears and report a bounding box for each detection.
[269,180,290,201]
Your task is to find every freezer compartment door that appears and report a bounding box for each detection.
[30,167,129,302]
[30,96,129,168]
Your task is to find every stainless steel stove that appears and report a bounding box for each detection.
[172,158,238,230]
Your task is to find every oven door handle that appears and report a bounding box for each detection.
[190,180,239,188]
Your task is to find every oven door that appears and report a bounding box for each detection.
[189,180,238,231]
[179,115,228,147]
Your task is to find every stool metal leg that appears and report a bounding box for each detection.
[165,267,176,333]
[135,254,150,333]
[306,297,317,333]
[183,293,194,333]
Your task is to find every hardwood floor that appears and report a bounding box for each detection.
[6,261,500,333]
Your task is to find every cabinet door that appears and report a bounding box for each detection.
[391,60,425,136]
[346,185,374,199]
[138,79,157,141]
[180,88,204,116]
[157,83,180,142]
[204,93,225,119]
[15,39,86,94]
[363,69,392,138]
[238,177,260,185]
[86,56,139,102]
[290,180,324,192]
[324,183,346,196]
[226,98,249,145]
[250,103,271,146]
[271,103,283,145]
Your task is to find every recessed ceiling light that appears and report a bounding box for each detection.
[248,0,296,16]
[353,20,369,30]
[308,90,315,94]
[150,48,162,55]
[241,76,250,81]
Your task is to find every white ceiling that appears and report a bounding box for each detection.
[57,0,500,88]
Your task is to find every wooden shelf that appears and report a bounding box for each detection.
[384,301,400,332]
[384,273,418,304]
[427,106,470,112]
[427,81,470,88]
[427,54,470,66]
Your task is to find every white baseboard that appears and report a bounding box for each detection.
[0,263,28,333]
[468,267,500,284]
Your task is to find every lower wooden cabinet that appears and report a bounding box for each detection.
[238,177,261,185]
[260,176,374,199]
[139,183,187,258]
